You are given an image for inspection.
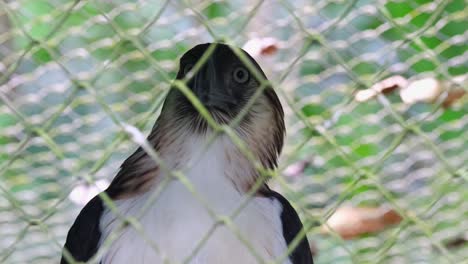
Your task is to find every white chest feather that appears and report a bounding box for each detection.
[99,137,291,264]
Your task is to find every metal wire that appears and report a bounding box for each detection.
[0,0,466,263]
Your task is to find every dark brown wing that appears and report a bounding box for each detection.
[61,196,104,264]
[262,189,314,264]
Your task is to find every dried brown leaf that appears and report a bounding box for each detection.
[322,206,402,240]
[355,75,408,102]
[442,89,466,108]
[243,37,279,57]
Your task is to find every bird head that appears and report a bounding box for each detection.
[158,43,285,170]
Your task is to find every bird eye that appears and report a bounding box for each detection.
[232,67,249,84]
[183,63,194,76]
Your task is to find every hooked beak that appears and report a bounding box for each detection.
[189,58,238,113]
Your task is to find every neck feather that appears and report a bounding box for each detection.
[107,129,268,199]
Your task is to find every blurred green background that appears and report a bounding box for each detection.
[0,0,466,263]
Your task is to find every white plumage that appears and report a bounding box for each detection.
[99,135,291,264]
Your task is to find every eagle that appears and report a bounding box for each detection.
[61,43,313,264]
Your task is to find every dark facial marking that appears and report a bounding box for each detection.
[173,43,268,116]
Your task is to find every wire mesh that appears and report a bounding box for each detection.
[0,0,467,263]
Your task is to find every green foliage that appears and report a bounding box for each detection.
[31,48,53,63]
[302,103,328,117]
[385,1,412,18]
[203,2,230,19]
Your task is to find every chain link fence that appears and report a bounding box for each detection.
[0,0,467,263]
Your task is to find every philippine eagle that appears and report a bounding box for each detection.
[61,43,313,264]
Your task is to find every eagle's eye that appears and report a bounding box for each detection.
[232,66,249,84]
[183,63,194,77]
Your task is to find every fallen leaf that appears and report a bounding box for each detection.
[442,89,466,108]
[243,37,279,58]
[445,235,467,249]
[283,160,310,178]
[400,77,443,104]
[355,75,408,102]
[322,206,402,240]
[69,179,109,205]
[355,89,379,103]
[355,75,466,108]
